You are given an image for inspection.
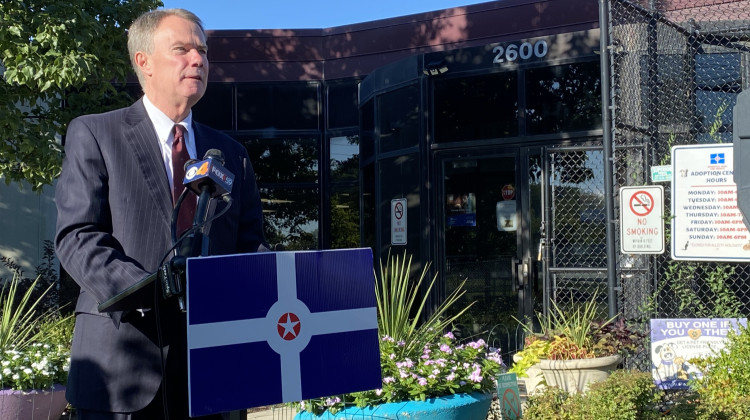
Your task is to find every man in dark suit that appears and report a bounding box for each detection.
[55,8,266,419]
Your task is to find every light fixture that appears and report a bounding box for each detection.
[423,59,449,76]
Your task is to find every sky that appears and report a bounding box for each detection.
[160,0,487,30]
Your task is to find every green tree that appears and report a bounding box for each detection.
[0,0,161,191]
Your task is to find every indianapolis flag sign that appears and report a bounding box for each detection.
[186,248,382,417]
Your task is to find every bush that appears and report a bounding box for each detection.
[523,370,663,419]
[689,323,750,419]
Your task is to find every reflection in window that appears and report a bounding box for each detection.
[330,135,359,181]
[261,187,319,250]
[237,83,319,130]
[193,83,233,131]
[328,80,360,128]
[434,72,518,142]
[379,85,420,153]
[330,186,360,249]
[242,137,319,184]
[526,61,601,135]
[695,53,741,141]
[362,164,376,250]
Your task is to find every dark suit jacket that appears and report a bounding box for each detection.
[55,99,266,413]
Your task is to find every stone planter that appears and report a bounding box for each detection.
[0,384,67,420]
[539,355,622,394]
[294,392,493,420]
[512,354,545,395]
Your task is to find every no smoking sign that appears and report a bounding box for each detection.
[620,186,664,254]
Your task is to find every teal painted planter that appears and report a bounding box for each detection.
[294,392,493,420]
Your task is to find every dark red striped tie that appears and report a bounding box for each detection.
[172,124,196,236]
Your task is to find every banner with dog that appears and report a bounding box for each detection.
[650,318,746,389]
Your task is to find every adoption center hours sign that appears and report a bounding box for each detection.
[620,186,664,254]
[672,144,750,261]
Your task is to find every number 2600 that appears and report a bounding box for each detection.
[492,40,548,63]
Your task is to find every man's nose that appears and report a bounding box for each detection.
[188,49,205,66]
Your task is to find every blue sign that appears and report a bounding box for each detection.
[650,318,746,389]
[186,249,382,417]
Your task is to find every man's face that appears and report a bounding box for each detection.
[142,15,208,113]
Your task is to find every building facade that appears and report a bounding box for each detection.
[195,0,603,343]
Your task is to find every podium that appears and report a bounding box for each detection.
[185,248,381,417]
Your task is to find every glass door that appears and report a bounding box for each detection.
[440,149,543,352]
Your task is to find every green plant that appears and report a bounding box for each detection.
[375,252,471,359]
[0,341,71,391]
[689,323,750,419]
[0,273,60,353]
[0,262,74,391]
[509,337,550,378]
[523,370,663,419]
[516,292,620,360]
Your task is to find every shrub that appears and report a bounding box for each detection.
[523,370,663,419]
[689,323,750,419]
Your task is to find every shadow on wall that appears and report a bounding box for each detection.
[0,178,57,278]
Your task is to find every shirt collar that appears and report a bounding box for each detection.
[142,95,195,150]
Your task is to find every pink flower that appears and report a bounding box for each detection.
[418,377,428,386]
[444,331,455,340]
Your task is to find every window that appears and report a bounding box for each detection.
[434,72,518,142]
[378,85,420,153]
[695,53,741,143]
[526,61,602,134]
[193,83,233,131]
[328,80,360,128]
[237,83,320,130]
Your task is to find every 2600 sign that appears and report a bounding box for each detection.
[492,40,549,64]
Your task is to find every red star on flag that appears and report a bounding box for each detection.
[277,312,301,340]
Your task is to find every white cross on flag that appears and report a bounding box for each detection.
[185,248,382,417]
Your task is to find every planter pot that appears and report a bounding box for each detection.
[294,392,493,420]
[539,355,622,394]
[512,354,546,395]
[0,384,67,420]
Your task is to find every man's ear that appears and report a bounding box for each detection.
[134,51,151,76]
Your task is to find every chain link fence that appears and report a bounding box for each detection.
[610,0,750,320]
[547,0,750,331]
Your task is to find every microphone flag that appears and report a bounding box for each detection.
[183,156,234,197]
[186,248,382,417]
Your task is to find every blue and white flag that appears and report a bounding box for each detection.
[186,248,382,417]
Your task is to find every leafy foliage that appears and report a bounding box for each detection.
[0,0,161,190]
[508,337,549,378]
[375,252,471,359]
[0,273,58,353]
[524,370,663,420]
[689,323,750,419]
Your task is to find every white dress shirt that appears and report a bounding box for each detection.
[142,95,197,191]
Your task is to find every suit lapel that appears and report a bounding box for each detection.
[123,99,173,225]
[193,122,209,160]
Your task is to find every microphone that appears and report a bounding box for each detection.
[183,149,234,197]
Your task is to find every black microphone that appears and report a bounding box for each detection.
[183,149,234,198]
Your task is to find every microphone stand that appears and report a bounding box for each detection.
[167,183,213,312]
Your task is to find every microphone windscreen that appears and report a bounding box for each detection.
[204,149,225,164]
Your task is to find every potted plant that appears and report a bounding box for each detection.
[508,336,549,395]
[514,293,644,394]
[293,252,506,419]
[0,272,73,420]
